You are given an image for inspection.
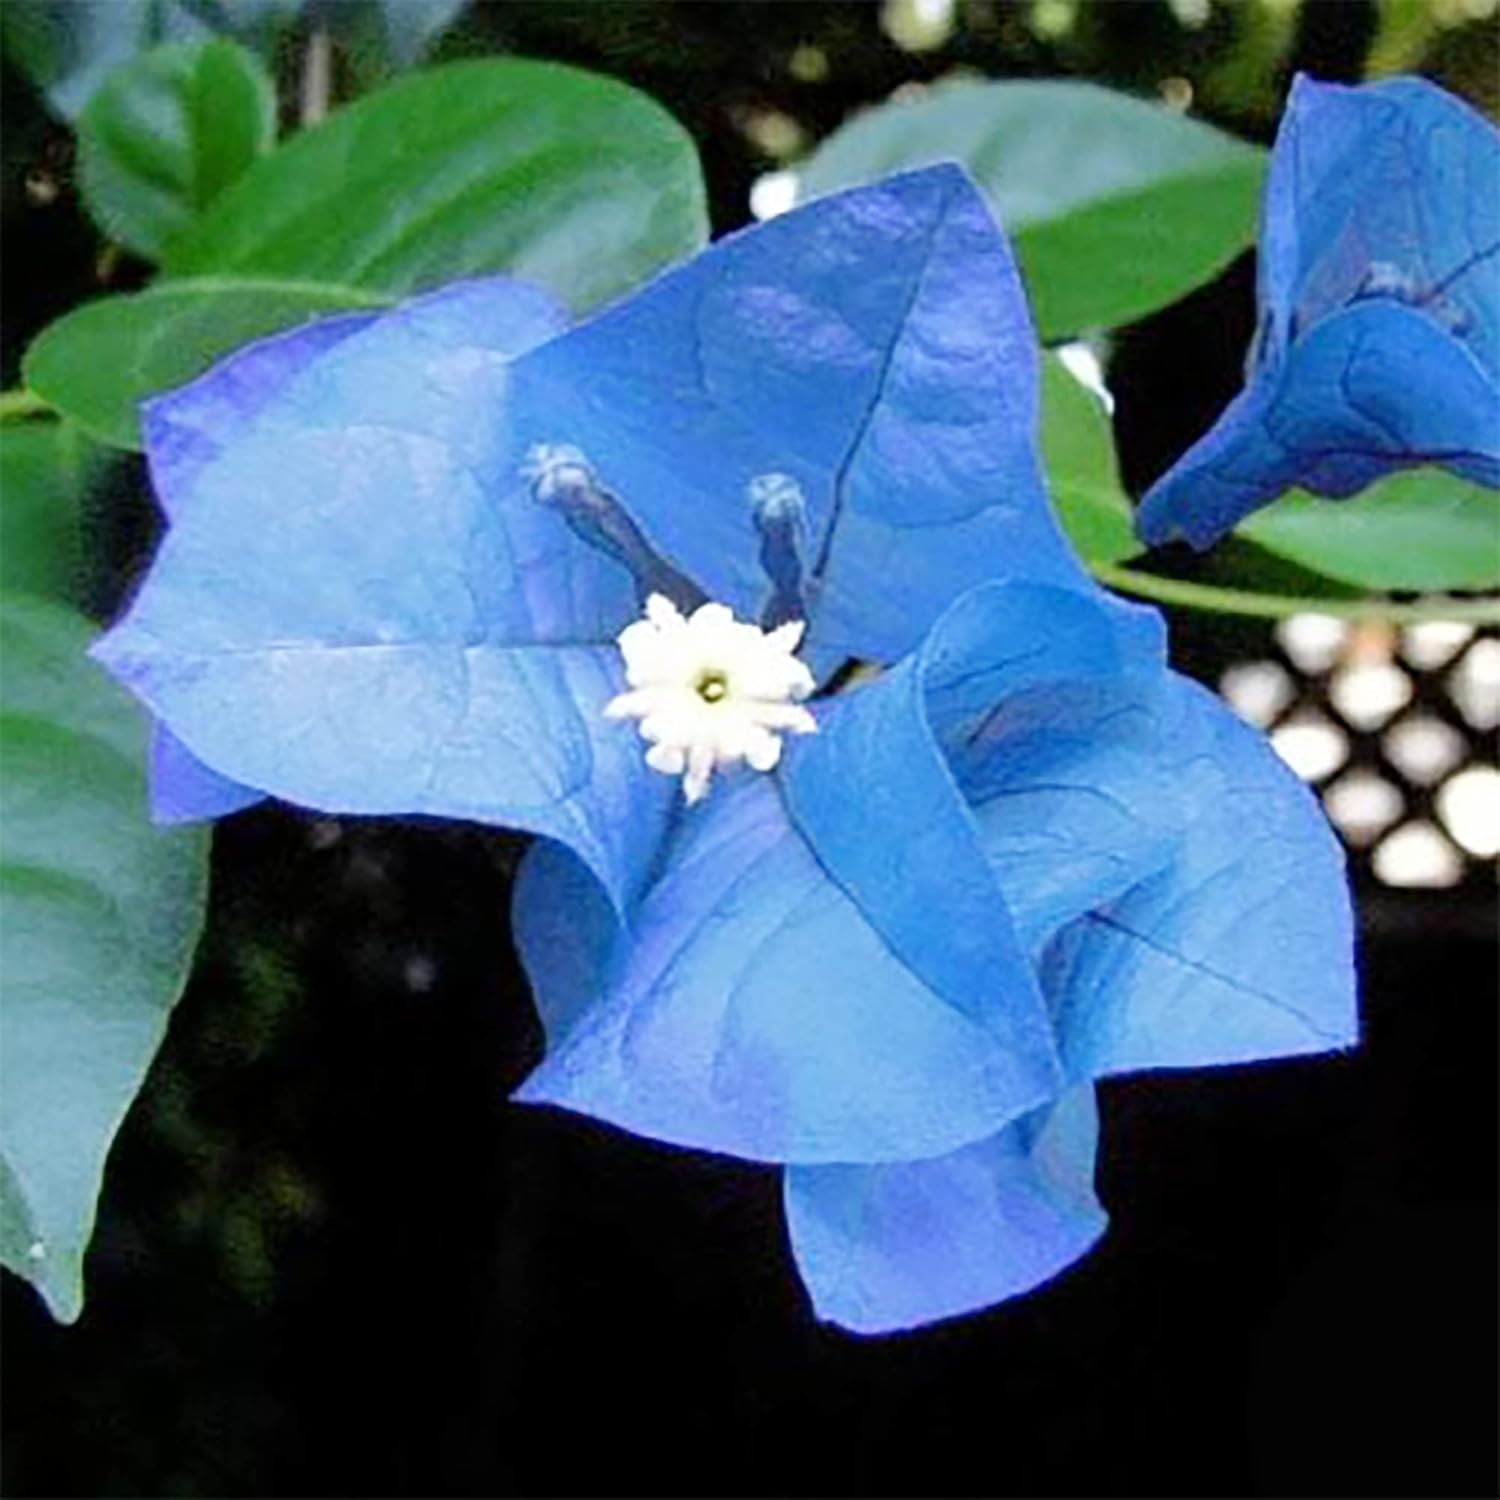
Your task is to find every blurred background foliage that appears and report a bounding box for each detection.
[1,3,1496,1495]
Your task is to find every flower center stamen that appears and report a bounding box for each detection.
[696,669,730,703]
[522,445,704,611]
[604,594,818,803]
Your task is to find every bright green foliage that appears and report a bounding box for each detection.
[1039,354,1140,565]
[166,58,710,313]
[78,39,277,262]
[0,596,210,1322]
[0,422,105,603]
[1240,471,1500,592]
[798,79,1266,340]
[26,57,708,449]
[24,279,391,449]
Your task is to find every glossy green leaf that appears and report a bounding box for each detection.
[0,595,209,1322]
[1239,471,1500,592]
[78,38,277,262]
[166,58,709,314]
[23,278,391,449]
[1039,354,1139,564]
[0,422,105,602]
[797,79,1266,339]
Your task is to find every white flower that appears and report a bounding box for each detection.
[604,594,817,803]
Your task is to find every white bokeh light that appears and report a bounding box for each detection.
[1449,638,1500,730]
[1383,715,1467,786]
[1373,822,1465,888]
[1437,766,1500,858]
[1400,620,1474,670]
[1271,713,1349,782]
[1056,341,1115,415]
[1276,613,1350,674]
[1328,660,1413,731]
[749,169,800,221]
[1324,771,1404,845]
[1219,660,1294,729]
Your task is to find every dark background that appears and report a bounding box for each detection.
[3,2,1497,1495]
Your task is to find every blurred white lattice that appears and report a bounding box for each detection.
[1219,614,1496,889]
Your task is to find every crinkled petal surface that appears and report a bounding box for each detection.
[143,309,379,520]
[785,1085,1106,1335]
[1262,76,1500,369]
[515,584,1160,1166]
[1138,299,1500,547]
[1139,74,1500,549]
[515,771,1058,1165]
[95,278,674,911]
[141,307,381,821]
[105,167,1093,853]
[514,579,1353,1329]
[826,581,1349,1079]
[777,582,1160,1046]
[953,670,1358,1075]
[504,163,1091,666]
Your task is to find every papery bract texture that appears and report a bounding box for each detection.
[92,162,1359,1338]
[100,165,1090,893]
[504,162,1090,666]
[515,582,1358,1333]
[517,771,1062,1164]
[96,275,668,911]
[784,1086,1107,1335]
[144,307,379,824]
[1137,75,1500,549]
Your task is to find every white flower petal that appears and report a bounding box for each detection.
[645,593,684,629]
[645,742,687,774]
[745,730,783,772]
[605,596,817,801]
[767,619,806,653]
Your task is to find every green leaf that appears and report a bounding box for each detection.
[797,79,1266,340]
[23,278,391,449]
[0,595,210,1322]
[0,422,106,602]
[0,0,208,120]
[78,38,277,263]
[27,60,706,450]
[1238,471,1500,593]
[166,57,709,314]
[1039,353,1139,564]
[1190,536,1363,602]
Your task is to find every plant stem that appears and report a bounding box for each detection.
[300,27,332,127]
[0,388,51,422]
[1089,560,1500,625]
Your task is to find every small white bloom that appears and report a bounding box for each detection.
[605,594,817,803]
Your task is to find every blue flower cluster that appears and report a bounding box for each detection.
[1139,75,1499,548]
[97,116,1380,1332]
